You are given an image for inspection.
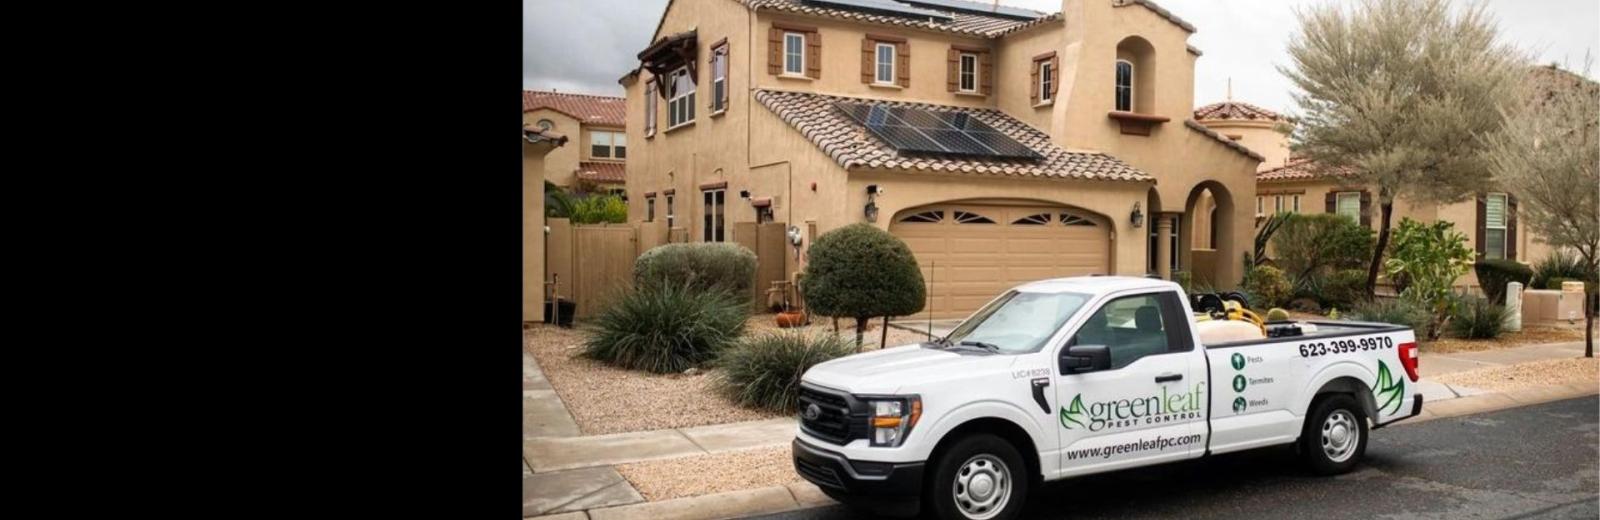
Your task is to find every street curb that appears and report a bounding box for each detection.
[1399,383,1597,425]
[586,485,804,520]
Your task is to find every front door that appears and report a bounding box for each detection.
[1054,291,1206,476]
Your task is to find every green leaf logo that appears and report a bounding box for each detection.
[1231,353,1246,370]
[1232,374,1248,392]
[1060,394,1086,430]
[1375,361,1405,415]
[1233,396,1247,413]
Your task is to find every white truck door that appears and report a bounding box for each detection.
[1054,291,1207,476]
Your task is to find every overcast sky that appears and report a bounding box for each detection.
[523,0,1599,114]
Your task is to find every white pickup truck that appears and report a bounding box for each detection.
[792,276,1422,520]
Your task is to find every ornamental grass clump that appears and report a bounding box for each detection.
[1448,296,1509,339]
[583,283,750,374]
[715,332,856,413]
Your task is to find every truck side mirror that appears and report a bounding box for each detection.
[1060,344,1111,374]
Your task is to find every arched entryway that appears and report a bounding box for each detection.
[1180,181,1237,288]
[890,201,1112,317]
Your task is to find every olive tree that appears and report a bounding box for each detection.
[1483,62,1600,357]
[1280,0,1524,296]
[801,223,926,349]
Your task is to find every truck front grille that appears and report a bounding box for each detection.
[798,385,864,445]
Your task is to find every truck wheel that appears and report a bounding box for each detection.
[1300,394,1368,475]
[926,434,1028,520]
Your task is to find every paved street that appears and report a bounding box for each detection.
[751,396,1599,520]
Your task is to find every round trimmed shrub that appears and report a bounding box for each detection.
[801,223,925,344]
[1321,269,1371,310]
[1266,308,1291,321]
[583,283,750,373]
[1448,296,1508,339]
[1473,259,1533,305]
[1243,265,1292,310]
[633,243,758,297]
[715,332,856,412]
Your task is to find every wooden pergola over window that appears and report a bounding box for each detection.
[638,30,698,99]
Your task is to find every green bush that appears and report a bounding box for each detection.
[1349,298,1430,332]
[1266,308,1290,321]
[1382,218,1474,340]
[1243,265,1293,310]
[801,224,926,346]
[633,243,758,297]
[1531,250,1596,288]
[715,332,856,412]
[1321,269,1371,310]
[1270,213,1376,291]
[583,283,750,373]
[1448,296,1508,339]
[1543,277,1576,290]
[1473,259,1533,305]
[569,194,628,224]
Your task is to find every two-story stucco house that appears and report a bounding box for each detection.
[621,0,1263,317]
[523,90,628,192]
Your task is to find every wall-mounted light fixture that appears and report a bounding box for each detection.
[1130,202,1144,228]
[864,184,883,222]
[739,190,750,199]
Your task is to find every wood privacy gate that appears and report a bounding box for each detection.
[545,219,787,318]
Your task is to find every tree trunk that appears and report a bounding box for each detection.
[881,316,889,349]
[1586,290,1594,358]
[1364,201,1395,296]
[855,316,868,351]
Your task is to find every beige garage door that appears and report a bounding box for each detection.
[891,204,1110,318]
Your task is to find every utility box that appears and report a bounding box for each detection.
[1505,281,1523,331]
[1559,281,1586,322]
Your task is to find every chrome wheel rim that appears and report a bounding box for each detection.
[1321,409,1359,463]
[953,454,1011,520]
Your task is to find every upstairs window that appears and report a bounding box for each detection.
[667,67,695,129]
[1038,60,1054,102]
[784,33,805,75]
[959,53,977,92]
[589,131,626,159]
[1115,60,1134,111]
[644,79,657,137]
[711,43,729,113]
[875,43,896,85]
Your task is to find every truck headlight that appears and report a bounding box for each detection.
[867,396,921,447]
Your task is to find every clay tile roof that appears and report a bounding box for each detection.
[1256,156,1355,183]
[1184,119,1264,161]
[744,0,1053,38]
[523,90,626,127]
[1193,101,1287,122]
[1113,0,1195,33]
[575,162,626,184]
[753,89,1153,183]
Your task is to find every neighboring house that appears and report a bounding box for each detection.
[621,0,1262,317]
[523,127,569,322]
[523,90,628,192]
[1213,65,1594,291]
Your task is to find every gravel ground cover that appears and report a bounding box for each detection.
[1422,326,1587,353]
[614,445,799,501]
[1432,357,1599,392]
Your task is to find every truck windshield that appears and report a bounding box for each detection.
[942,290,1091,354]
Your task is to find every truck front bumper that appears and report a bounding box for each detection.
[793,438,925,512]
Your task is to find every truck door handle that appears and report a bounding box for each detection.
[1154,373,1183,383]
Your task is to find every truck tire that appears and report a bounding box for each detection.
[926,434,1029,520]
[1300,394,1368,475]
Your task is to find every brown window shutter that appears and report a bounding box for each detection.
[1325,192,1336,213]
[979,52,993,95]
[946,48,958,92]
[1359,190,1371,228]
[1506,195,1518,260]
[895,42,909,87]
[805,31,821,79]
[767,27,781,75]
[860,38,873,83]
[1029,61,1039,103]
[1474,194,1486,261]
[1050,55,1060,96]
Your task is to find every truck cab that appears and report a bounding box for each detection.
[793,276,1422,520]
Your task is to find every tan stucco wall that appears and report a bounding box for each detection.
[523,141,555,322]
[1198,119,1291,171]
[524,109,581,187]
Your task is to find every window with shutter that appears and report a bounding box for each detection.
[783,33,805,75]
[959,53,977,92]
[1335,192,1361,223]
[1485,193,1507,260]
[875,43,895,84]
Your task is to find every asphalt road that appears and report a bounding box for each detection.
[753,396,1599,520]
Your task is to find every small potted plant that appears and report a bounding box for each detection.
[775,279,808,328]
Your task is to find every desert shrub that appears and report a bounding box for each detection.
[715,332,856,412]
[568,194,628,224]
[1321,269,1371,310]
[801,223,926,346]
[583,283,750,373]
[1270,213,1376,291]
[1530,250,1595,289]
[1350,298,1430,332]
[633,243,758,297]
[1383,218,1474,340]
[1448,296,1508,339]
[1543,277,1576,290]
[1473,259,1533,305]
[1243,265,1293,310]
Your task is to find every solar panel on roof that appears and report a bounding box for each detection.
[833,101,1042,161]
[804,0,954,22]
[898,0,1040,20]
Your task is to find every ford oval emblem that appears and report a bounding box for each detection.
[803,403,821,421]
